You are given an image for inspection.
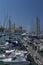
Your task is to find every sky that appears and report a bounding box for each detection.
[0,0,43,32]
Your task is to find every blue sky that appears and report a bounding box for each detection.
[0,0,43,31]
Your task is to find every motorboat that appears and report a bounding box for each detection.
[1,57,30,65]
[0,49,30,65]
[0,37,30,65]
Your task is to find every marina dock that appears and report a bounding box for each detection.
[20,37,43,65]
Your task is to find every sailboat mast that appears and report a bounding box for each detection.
[9,16,11,40]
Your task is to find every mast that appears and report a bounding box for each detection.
[9,16,11,40]
[36,17,40,37]
[14,23,15,33]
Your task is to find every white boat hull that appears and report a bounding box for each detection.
[4,61,30,65]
